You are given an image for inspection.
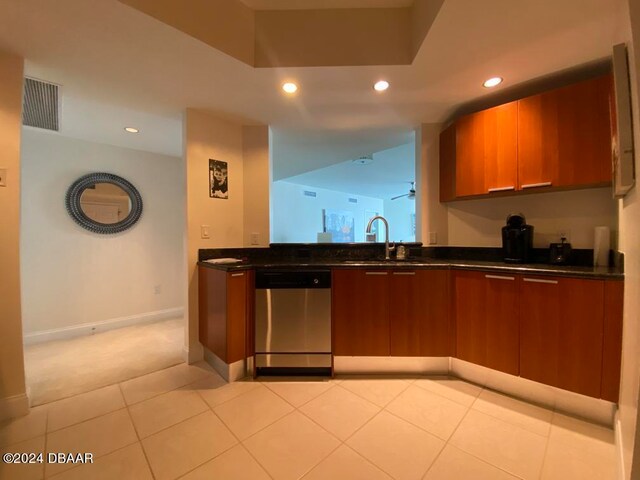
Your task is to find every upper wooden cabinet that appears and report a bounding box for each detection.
[440,73,613,201]
[456,102,518,197]
[518,74,613,190]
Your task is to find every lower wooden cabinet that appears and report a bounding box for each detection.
[198,266,253,364]
[454,270,519,375]
[389,269,451,357]
[519,276,604,398]
[333,269,390,356]
[332,268,451,357]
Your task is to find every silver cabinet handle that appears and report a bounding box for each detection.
[523,277,558,284]
[485,274,515,281]
[521,181,552,189]
[230,273,245,277]
[392,272,416,275]
[365,272,388,275]
[488,186,515,192]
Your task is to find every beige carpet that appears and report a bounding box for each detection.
[24,318,184,406]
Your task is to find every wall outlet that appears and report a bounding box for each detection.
[429,232,437,245]
[556,230,572,243]
[250,232,259,245]
[154,284,162,294]
[0,168,6,187]
[201,225,210,239]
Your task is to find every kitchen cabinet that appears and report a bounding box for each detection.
[332,268,451,357]
[439,123,456,202]
[389,269,451,357]
[333,269,390,356]
[454,270,519,375]
[601,280,624,402]
[440,73,613,201]
[518,74,612,190]
[455,102,518,197]
[519,276,604,398]
[198,266,253,364]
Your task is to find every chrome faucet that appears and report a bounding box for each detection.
[366,215,395,260]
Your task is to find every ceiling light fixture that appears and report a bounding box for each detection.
[352,155,373,165]
[282,82,298,94]
[483,77,503,88]
[374,80,390,92]
[124,127,139,133]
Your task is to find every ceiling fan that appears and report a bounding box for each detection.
[391,181,416,200]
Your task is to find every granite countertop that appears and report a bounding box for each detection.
[197,257,623,280]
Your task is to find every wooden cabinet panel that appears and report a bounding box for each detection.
[518,74,612,190]
[198,266,250,364]
[333,269,390,356]
[439,124,456,202]
[601,280,624,402]
[389,270,450,357]
[455,271,519,375]
[455,102,518,197]
[454,270,487,366]
[484,274,519,375]
[520,276,604,398]
[519,277,561,387]
[483,102,518,194]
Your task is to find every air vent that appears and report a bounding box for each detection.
[22,78,60,131]
[348,197,358,203]
[303,190,317,197]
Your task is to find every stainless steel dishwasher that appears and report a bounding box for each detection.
[254,270,331,376]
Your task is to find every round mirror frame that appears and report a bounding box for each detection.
[65,172,143,234]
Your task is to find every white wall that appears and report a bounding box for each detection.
[383,198,415,242]
[271,181,384,243]
[20,129,184,337]
[447,187,618,249]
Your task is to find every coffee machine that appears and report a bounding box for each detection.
[502,213,534,263]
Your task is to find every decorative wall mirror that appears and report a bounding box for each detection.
[65,172,143,234]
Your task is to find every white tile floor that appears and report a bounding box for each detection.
[0,363,617,480]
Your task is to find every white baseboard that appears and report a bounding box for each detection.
[183,342,204,364]
[23,307,184,345]
[615,413,626,480]
[334,356,449,375]
[202,348,249,382]
[0,392,30,422]
[451,358,616,427]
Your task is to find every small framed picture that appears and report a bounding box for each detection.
[209,159,228,199]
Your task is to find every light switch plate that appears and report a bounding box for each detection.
[201,225,210,239]
[250,232,259,245]
[429,232,437,245]
[0,168,7,187]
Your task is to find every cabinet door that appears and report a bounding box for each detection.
[439,124,456,202]
[333,269,390,356]
[198,267,249,364]
[518,74,612,191]
[389,269,450,357]
[456,102,518,197]
[483,273,520,375]
[455,271,519,375]
[520,276,604,398]
[601,280,623,402]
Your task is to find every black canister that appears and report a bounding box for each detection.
[501,213,534,263]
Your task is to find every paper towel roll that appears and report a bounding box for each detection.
[594,226,610,267]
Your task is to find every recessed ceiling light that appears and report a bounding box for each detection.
[374,80,390,92]
[483,77,503,88]
[124,127,139,133]
[282,82,298,94]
